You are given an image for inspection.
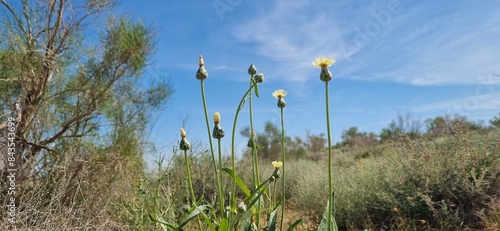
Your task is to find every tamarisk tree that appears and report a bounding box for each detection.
[0,0,171,201]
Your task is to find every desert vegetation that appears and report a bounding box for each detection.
[1,1,500,231]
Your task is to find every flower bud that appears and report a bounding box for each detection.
[212,123,225,139]
[270,169,281,181]
[237,202,246,213]
[179,137,191,151]
[248,64,257,76]
[277,98,286,108]
[320,66,332,82]
[247,129,258,148]
[252,73,264,83]
[198,55,205,67]
[179,128,191,150]
[247,137,257,148]
[213,112,221,123]
[196,55,208,80]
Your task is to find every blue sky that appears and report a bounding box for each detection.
[116,1,500,159]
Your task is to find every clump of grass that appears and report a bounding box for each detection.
[478,196,500,230]
[0,142,143,230]
[289,160,328,214]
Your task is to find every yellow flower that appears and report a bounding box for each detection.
[213,112,221,123]
[312,57,335,68]
[272,161,283,169]
[272,89,287,99]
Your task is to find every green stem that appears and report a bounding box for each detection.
[249,90,257,185]
[279,107,286,231]
[230,82,257,226]
[325,81,334,231]
[200,80,223,216]
[217,138,225,216]
[248,81,261,227]
[184,150,196,204]
[184,150,203,230]
[272,180,277,210]
[249,85,260,185]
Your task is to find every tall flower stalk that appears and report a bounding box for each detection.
[273,89,287,230]
[247,64,261,187]
[196,55,224,217]
[179,128,203,230]
[212,112,226,218]
[229,73,263,226]
[313,56,338,231]
[247,64,262,227]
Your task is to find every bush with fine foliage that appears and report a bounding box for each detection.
[288,130,500,230]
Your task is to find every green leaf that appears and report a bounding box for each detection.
[253,84,260,98]
[149,213,177,230]
[219,217,229,231]
[263,203,281,231]
[286,217,306,231]
[246,188,266,212]
[197,205,217,231]
[317,192,339,231]
[239,210,252,231]
[160,224,171,231]
[178,204,212,230]
[222,167,251,196]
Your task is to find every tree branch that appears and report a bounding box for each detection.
[39,111,93,146]
[1,0,27,36]
[0,78,19,82]
[26,141,59,155]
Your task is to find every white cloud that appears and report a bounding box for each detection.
[231,1,500,86]
[342,2,500,86]
[232,1,349,82]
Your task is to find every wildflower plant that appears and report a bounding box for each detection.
[196,55,224,219]
[152,56,345,231]
[270,161,282,209]
[179,128,203,230]
[144,56,500,231]
[313,56,339,231]
[247,64,263,228]
[212,112,226,220]
[272,89,288,230]
[228,69,264,228]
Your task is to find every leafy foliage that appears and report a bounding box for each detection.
[0,0,171,229]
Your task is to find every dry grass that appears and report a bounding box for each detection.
[288,130,500,230]
[2,130,498,230]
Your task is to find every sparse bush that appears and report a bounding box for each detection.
[287,130,500,230]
